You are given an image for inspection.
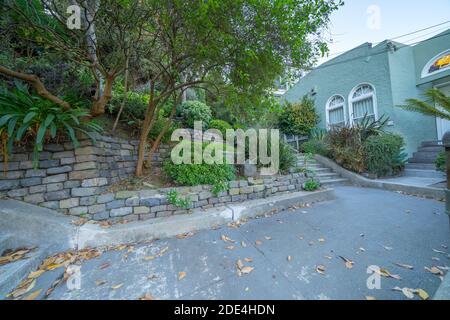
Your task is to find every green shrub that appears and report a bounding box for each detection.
[148,117,180,143]
[167,190,192,209]
[435,151,446,172]
[278,141,297,174]
[163,142,235,188]
[209,119,232,136]
[178,100,212,129]
[303,179,320,191]
[301,139,329,156]
[278,95,319,136]
[163,161,235,188]
[0,83,102,167]
[364,133,406,177]
[107,91,148,127]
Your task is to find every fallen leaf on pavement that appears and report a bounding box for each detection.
[318,238,325,243]
[139,293,155,300]
[240,266,254,274]
[23,289,42,300]
[287,256,292,262]
[432,257,440,261]
[244,258,253,263]
[433,249,446,255]
[241,241,247,248]
[225,246,235,250]
[28,270,45,279]
[111,283,123,290]
[176,232,195,239]
[425,266,444,275]
[394,263,414,270]
[95,280,106,286]
[414,289,429,300]
[339,256,354,269]
[255,240,262,246]
[264,236,272,240]
[178,272,186,281]
[383,246,393,251]
[99,263,110,270]
[221,235,235,243]
[324,255,333,260]
[236,259,244,270]
[144,247,169,261]
[359,247,366,252]
[316,265,326,275]
[377,268,401,280]
[365,296,376,300]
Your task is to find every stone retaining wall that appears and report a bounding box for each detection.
[0,134,170,214]
[88,173,308,221]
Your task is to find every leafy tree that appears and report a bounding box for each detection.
[398,88,450,120]
[278,95,320,136]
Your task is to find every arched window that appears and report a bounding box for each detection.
[349,84,377,124]
[421,50,450,78]
[326,95,346,128]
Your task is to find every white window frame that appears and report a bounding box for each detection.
[421,49,450,78]
[325,94,346,129]
[348,83,378,125]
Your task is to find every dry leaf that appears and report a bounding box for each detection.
[414,289,429,300]
[139,293,155,300]
[401,287,415,299]
[221,235,235,243]
[176,232,195,239]
[255,240,262,246]
[241,241,247,248]
[365,296,376,300]
[178,272,186,281]
[394,263,414,270]
[378,268,401,280]
[339,256,354,269]
[264,236,272,240]
[99,263,110,270]
[111,283,124,290]
[383,246,393,251]
[23,289,42,300]
[324,255,333,260]
[95,280,106,286]
[316,265,326,275]
[287,256,292,262]
[318,238,325,243]
[144,247,169,261]
[433,249,446,255]
[225,246,235,250]
[359,247,366,252]
[28,270,45,279]
[236,259,244,270]
[240,266,254,274]
[425,266,444,275]
[244,258,253,263]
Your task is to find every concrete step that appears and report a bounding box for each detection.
[315,172,340,179]
[0,246,50,299]
[405,163,437,170]
[421,140,442,147]
[318,178,350,187]
[0,235,13,256]
[403,169,446,179]
[418,146,444,153]
[306,166,331,172]
[408,153,438,163]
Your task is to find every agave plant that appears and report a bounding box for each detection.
[398,88,450,120]
[0,82,102,168]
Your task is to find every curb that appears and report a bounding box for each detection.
[314,155,445,200]
[76,189,335,249]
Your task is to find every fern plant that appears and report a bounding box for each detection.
[398,88,450,120]
[0,82,102,168]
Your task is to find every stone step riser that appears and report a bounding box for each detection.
[405,163,437,170]
[421,141,442,147]
[403,169,446,179]
[418,146,444,153]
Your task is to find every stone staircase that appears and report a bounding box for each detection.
[295,154,350,187]
[404,141,445,179]
[0,235,50,299]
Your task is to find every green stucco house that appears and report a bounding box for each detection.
[283,29,450,162]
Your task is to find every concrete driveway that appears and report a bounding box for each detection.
[18,186,450,300]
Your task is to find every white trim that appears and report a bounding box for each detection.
[325,94,346,129]
[421,49,450,79]
[348,83,378,126]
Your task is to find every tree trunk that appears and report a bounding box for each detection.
[112,52,130,132]
[91,73,114,117]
